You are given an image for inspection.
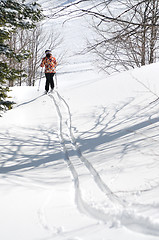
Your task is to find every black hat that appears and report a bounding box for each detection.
[45,49,52,54]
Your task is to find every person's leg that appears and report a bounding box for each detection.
[50,73,55,90]
[45,73,50,92]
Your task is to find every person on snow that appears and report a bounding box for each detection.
[40,50,58,94]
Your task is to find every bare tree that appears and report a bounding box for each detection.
[30,24,64,86]
[50,0,159,73]
[6,24,63,86]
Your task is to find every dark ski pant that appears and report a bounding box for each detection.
[45,73,55,92]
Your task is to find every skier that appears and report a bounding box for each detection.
[40,50,57,94]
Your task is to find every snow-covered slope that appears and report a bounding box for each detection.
[1,1,159,239]
[1,61,159,240]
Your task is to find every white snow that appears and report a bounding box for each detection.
[1,1,159,240]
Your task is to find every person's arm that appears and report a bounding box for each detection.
[40,57,45,67]
[53,57,58,67]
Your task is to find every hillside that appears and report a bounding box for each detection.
[0,0,159,239]
[0,61,159,239]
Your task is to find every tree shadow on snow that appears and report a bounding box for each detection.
[0,126,71,186]
[77,97,159,165]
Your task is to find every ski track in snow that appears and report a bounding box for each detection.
[45,90,159,238]
[49,92,113,219]
[38,191,63,237]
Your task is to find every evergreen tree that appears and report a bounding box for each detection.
[0,0,43,115]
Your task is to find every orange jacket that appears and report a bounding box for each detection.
[40,55,57,73]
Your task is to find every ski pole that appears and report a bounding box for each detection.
[37,68,43,91]
[55,73,58,89]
